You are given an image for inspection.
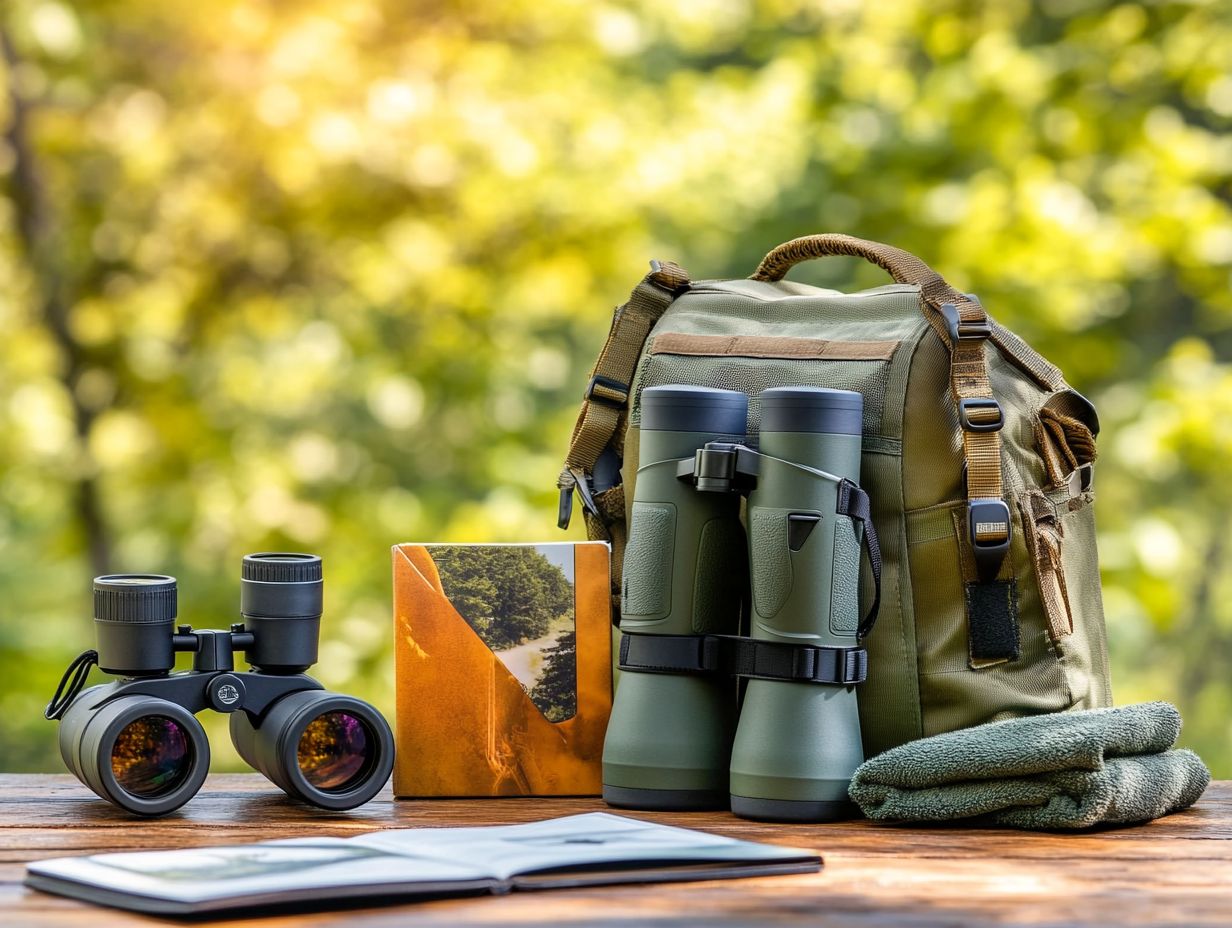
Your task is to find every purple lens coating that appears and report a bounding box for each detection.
[297,711,371,791]
[111,716,192,797]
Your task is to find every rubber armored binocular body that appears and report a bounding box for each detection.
[730,386,866,822]
[229,690,392,811]
[57,685,210,816]
[602,386,749,811]
[49,554,394,817]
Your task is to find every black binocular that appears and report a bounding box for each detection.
[45,553,394,816]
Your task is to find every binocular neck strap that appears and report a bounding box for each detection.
[45,649,98,720]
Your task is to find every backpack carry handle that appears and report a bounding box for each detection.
[750,233,966,312]
[753,233,1015,586]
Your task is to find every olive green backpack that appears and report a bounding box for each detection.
[558,233,1112,757]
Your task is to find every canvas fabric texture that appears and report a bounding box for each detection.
[560,234,1114,758]
[847,702,1210,829]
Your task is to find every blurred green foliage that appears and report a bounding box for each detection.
[1,0,1230,775]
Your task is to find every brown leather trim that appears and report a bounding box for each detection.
[649,332,899,361]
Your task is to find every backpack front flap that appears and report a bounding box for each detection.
[560,234,1112,756]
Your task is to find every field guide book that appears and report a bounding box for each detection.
[25,813,821,916]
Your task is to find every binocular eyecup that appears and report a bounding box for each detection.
[92,574,179,676]
[240,552,323,674]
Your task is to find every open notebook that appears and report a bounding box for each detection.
[26,812,821,916]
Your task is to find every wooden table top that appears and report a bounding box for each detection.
[2,774,1229,926]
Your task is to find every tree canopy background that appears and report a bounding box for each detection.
[432,546,573,649]
[1,0,1231,774]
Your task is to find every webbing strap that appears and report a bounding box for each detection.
[557,260,690,532]
[618,633,868,686]
[989,320,1066,393]
[750,234,1010,580]
[943,301,1002,500]
[618,632,713,675]
[836,478,882,639]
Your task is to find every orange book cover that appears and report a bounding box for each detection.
[391,542,612,797]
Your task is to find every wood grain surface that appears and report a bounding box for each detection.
[2,774,1229,927]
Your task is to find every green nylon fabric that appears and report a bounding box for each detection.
[633,352,889,435]
[614,276,1113,758]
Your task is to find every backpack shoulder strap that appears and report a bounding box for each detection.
[558,260,690,536]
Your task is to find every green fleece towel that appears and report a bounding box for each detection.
[848,702,1210,830]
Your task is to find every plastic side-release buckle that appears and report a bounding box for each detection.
[940,302,992,343]
[794,645,868,686]
[968,497,1012,583]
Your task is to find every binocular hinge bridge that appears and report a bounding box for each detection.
[677,443,760,494]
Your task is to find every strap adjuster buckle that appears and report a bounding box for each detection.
[968,497,1012,583]
[959,397,1003,432]
[790,645,867,685]
[584,375,629,409]
[940,302,992,343]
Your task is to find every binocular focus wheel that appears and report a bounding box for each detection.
[60,694,210,816]
[230,691,394,811]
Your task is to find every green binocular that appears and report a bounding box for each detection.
[602,385,881,822]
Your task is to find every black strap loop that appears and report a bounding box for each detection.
[836,478,882,639]
[619,633,867,686]
[45,649,98,721]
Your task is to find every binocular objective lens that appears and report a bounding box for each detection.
[110,716,194,798]
[296,711,372,792]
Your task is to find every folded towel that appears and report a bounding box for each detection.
[848,702,1210,830]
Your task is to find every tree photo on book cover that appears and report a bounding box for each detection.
[391,543,609,796]
[431,546,578,723]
